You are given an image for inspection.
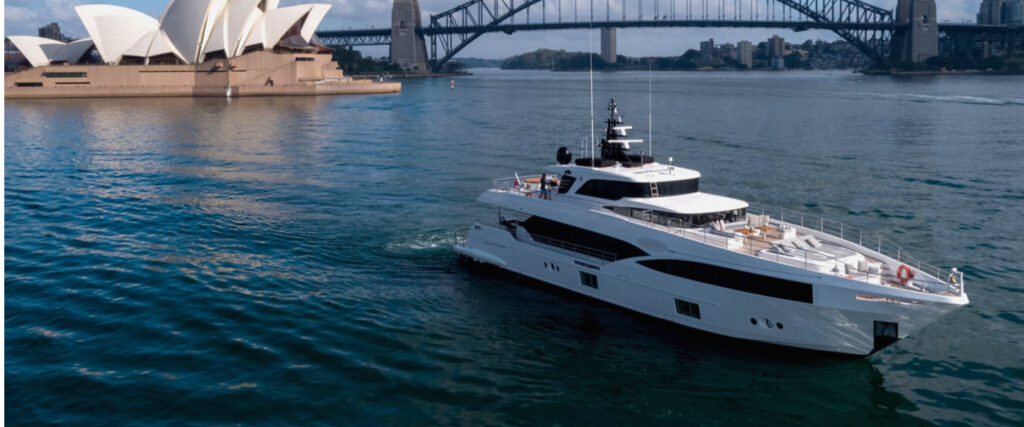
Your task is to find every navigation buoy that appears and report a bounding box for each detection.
[450,79,455,90]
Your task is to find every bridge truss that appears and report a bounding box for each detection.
[315,1,1024,72]
[426,0,896,70]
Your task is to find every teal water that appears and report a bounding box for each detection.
[5,70,1024,425]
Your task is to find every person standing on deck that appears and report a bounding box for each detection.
[540,174,549,200]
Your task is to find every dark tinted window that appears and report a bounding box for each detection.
[43,71,87,78]
[580,272,599,288]
[675,299,701,318]
[639,260,814,304]
[607,206,746,228]
[656,179,699,196]
[522,216,648,261]
[558,175,576,194]
[576,179,646,200]
[576,178,699,200]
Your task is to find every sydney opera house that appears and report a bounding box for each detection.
[4,0,400,98]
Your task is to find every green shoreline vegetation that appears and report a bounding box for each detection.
[329,42,1021,76]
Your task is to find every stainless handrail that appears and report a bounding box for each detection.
[747,203,964,295]
[492,175,542,192]
[603,208,962,296]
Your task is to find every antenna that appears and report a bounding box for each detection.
[649,58,653,163]
[589,0,595,168]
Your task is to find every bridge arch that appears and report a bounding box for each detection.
[426,0,898,72]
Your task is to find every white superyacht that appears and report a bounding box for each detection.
[456,99,968,356]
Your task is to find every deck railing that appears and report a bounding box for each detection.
[746,203,963,296]
[487,176,963,296]
[493,175,542,192]
[604,207,963,296]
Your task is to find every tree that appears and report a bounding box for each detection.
[925,56,952,70]
[979,56,1005,70]
[784,51,804,70]
[331,47,400,74]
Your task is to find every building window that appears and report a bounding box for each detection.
[675,299,701,319]
[579,272,598,289]
[295,57,314,62]
[43,71,86,78]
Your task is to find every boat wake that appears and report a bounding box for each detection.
[386,230,463,253]
[884,93,1024,106]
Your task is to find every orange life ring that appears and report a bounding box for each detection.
[525,192,532,197]
[897,265,915,283]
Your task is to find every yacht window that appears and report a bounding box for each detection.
[580,272,599,288]
[655,179,699,196]
[638,259,814,303]
[557,175,576,194]
[521,216,649,261]
[577,178,700,200]
[675,299,701,319]
[576,179,646,200]
[605,206,745,229]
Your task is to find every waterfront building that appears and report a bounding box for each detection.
[601,28,617,64]
[700,39,716,57]
[38,23,68,42]
[768,35,786,58]
[720,42,736,61]
[1008,0,1024,24]
[5,0,400,98]
[735,41,754,69]
[978,0,1005,24]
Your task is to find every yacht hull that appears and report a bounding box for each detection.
[457,223,966,356]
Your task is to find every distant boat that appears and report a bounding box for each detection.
[456,98,968,356]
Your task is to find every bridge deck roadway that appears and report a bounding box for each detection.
[316,22,1023,41]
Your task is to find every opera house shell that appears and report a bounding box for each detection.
[5,0,399,98]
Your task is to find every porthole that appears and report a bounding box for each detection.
[777,323,784,330]
[750,318,757,325]
[765,319,775,328]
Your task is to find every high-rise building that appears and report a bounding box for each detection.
[768,35,786,58]
[699,39,715,57]
[735,41,754,68]
[601,28,617,64]
[1007,0,1024,24]
[37,23,65,42]
[978,0,1005,24]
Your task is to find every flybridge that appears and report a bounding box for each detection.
[561,98,655,168]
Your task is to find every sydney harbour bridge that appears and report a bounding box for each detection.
[315,0,1024,73]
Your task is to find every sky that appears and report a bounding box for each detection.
[4,0,984,59]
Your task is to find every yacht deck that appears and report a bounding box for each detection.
[487,175,964,297]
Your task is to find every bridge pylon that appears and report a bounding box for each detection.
[892,0,939,63]
[391,0,430,73]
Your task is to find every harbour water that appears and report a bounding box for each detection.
[5,69,1024,425]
